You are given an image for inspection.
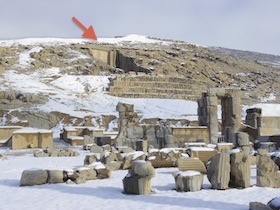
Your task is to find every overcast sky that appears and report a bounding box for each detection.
[1,0,279,55]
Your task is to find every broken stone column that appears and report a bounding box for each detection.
[207,95,218,144]
[122,160,155,195]
[257,154,280,188]
[207,151,230,190]
[115,102,139,147]
[173,170,203,192]
[230,151,251,188]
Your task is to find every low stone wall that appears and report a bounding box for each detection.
[172,126,210,146]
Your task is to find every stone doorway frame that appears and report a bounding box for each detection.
[198,88,241,144]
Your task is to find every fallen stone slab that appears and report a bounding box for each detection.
[20,169,48,186]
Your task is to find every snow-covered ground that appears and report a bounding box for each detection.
[0,145,279,210]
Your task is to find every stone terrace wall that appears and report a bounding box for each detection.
[109,75,208,100]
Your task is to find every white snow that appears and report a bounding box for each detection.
[261,93,276,102]
[175,170,201,177]
[13,127,52,134]
[188,147,215,151]
[0,146,279,210]
[98,34,171,45]
[0,34,169,47]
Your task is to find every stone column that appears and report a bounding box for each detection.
[207,94,218,144]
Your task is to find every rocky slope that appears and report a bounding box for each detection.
[0,35,279,130]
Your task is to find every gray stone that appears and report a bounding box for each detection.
[20,169,48,186]
[102,144,111,151]
[136,140,148,153]
[122,161,155,195]
[236,132,249,147]
[173,171,203,192]
[106,161,122,171]
[96,168,111,179]
[47,170,66,183]
[72,167,97,183]
[122,152,146,170]
[267,197,280,210]
[249,202,272,210]
[95,136,111,146]
[117,146,133,154]
[230,152,251,188]
[207,151,230,190]
[83,135,94,146]
[257,155,280,188]
[116,102,134,113]
[10,99,24,105]
[101,152,117,165]
[84,154,98,165]
[258,148,268,156]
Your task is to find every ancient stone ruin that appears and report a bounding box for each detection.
[122,160,155,195]
[173,170,203,192]
[198,88,241,144]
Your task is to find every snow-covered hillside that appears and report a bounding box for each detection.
[1,35,280,129]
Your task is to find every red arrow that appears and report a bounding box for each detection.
[72,16,97,40]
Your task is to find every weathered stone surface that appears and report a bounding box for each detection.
[236,132,250,147]
[172,171,203,192]
[173,171,203,192]
[122,152,146,170]
[267,197,280,210]
[207,151,230,190]
[101,152,117,165]
[147,149,181,168]
[95,136,111,146]
[271,153,280,168]
[177,158,207,174]
[116,102,134,113]
[96,168,111,179]
[117,146,133,154]
[84,154,98,165]
[249,202,272,210]
[105,161,122,171]
[230,151,251,188]
[136,140,148,152]
[102,144,111,151]
[47,170,66,183]
[20,170,48,186]
[257,155,280,188]
[83,135,94,146]
[90,145,104,158]
[70,167,97,184]
[122,160,155,195]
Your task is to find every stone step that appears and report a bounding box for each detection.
[112,81,207,89]
[110,87,203,95]
[114,76,207,84]
[110,92,200,100]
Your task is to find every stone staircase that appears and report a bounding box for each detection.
[108,75,209,100]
